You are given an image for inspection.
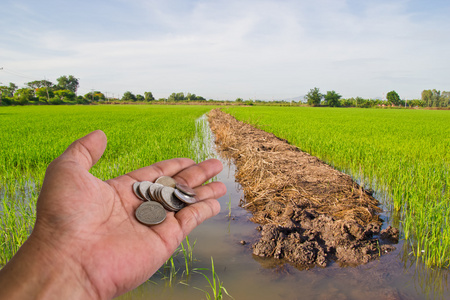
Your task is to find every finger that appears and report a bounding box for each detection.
[194,181,227,202]
[152,198,221,244]
[57,130,107,171]
[173,159,223,188]
[125,158,196,182]
[175,199,221,236]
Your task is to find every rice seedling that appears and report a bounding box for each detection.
[194,257,233,300]
[224,106,450,268]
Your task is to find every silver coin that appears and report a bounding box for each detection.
[174,188,198,204]
[132,182,145,201]
[138,181,153,201]
[155,176,177,188]
[149,183,164,202]
[175,183,197,197]
[161,186,185,212]
[135,201,166,225]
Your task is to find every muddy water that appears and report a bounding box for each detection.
[118,117,450,300]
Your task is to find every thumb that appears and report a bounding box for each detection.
[58,130,107,171]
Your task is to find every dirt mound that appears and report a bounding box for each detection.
[208,109,398,268]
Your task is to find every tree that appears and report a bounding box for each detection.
[136,94,144,102]
[84,91,105,101]
[26,80,54,91]
[168,92,185,102]
[144,92,155,102]
[305,87,323,106]
[35,87,55,101]
[56,75,79,93]
[122,91,137,102]
[14,88,35,104]
[324,90,341,107]
[386,90,401,106]
[54,90,76,102]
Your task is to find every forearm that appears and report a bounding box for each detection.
[0,235,98,300]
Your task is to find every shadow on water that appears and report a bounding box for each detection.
[118,115,450,300]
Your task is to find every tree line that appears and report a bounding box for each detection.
[304,87,450,108]
[1,75,449,108]
[0,75,208,106]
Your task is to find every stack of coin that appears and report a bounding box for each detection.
[133,176,198,225]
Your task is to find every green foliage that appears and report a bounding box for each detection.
[422,89,450,107]
[26,80,54,90]
[0,83,18,98]
[14,88,35,104]
[136,94,144,102]
[35,87,55,100]
[54,89,76,102]
[235,98,243,103]
[305,87,323,106]
[56,75,79,93]
[144,91,155,101]
[387,90,401,106]
[324,90,341,107]
[224,106,450,268]
[122,91,137,102]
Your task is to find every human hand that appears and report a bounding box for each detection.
[0,130,226,300]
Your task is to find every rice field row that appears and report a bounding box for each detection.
[0,105,214,265]
[223,106,450,268]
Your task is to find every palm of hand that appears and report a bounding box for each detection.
[32,130,225,299]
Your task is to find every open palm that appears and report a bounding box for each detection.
[32,130,226,299]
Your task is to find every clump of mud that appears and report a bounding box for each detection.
[208,109,398,269]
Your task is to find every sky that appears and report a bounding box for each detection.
[1,0,449,100]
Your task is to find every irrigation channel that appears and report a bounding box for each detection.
[121,114,449,300]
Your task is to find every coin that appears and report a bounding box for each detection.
[138,181,153,201]
[132,182,145,201]
[135,201,166,225]
[175,183,196,197]
[161,186,185,212]
[155,176,177,188]
[149,183,164,202]
[174,188,198,204]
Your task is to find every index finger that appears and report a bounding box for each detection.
[125,158,196,183]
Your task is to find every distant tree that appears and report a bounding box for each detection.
[235,98,243,103]
[35,87,55,101]
[386,90,401,106]
[144,91,155,101]
[324,90,341,107]
[26,80,54,91]
[136,94,144,102]
[54,90,76,101]
[56,75,79,93]
[168,92,185,102]
[305,87,323,106]
[0,83,18,98]
[84,91,105,101]
[14,88,35,104]
[121,91,136,102]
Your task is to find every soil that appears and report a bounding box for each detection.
[208,109,399,269]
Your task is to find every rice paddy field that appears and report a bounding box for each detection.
[0,105,214,265]
[1,105,450,299]
[224,106,450,269]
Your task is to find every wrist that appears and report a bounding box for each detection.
[0,233,99,300]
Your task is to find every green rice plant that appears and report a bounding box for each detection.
[0,105,215,266]
[180,236,196,277]
[224,106,450,268]
[194,257,233,300]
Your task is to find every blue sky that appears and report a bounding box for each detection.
[1,0,449,100]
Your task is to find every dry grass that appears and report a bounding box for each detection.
[208,109,381,227]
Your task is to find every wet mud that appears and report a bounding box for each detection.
[208,109,399,269]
